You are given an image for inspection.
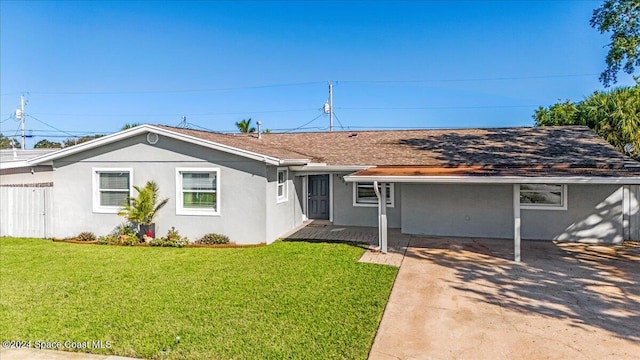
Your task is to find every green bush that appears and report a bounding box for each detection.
[197,233,230,245]
[76,232,97,242]
[114,223,137,237]
[97,234,139,246]
[149,227,189,248]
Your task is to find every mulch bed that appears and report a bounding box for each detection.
[52,238,265,248]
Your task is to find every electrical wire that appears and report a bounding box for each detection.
[337,73,599,84]
[336,105,536,110]
[28,108,320,118]
[5,81,325,96]
[26,115,76,138]
[332,111,346,130]
[283,113,325,133]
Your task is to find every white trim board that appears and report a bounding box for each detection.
[344,175,640,185]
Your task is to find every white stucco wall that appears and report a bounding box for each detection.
[332,173,402,228]
[265,166,303,243]
[51,133,271,243]
[400,183,629,244]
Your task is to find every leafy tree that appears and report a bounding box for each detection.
[534,83,640,158]
[533,101,582,126]
[591,0,640,87]
[235,118,256,133]
[62,134,104,147]
[121,123,141,130]
[0,134,20,149]
[34,139,62,149]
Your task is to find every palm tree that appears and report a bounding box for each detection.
[235,118,256,133]
[118,181,169,238]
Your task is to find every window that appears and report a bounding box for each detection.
[92,168,132,213]
[176,168,220,215]
[353,182,394,207]
[277,168,288,203]
[519,184,567,210]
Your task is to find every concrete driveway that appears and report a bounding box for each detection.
[370,237,640,360]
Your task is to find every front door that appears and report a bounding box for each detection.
[308,175,329,220]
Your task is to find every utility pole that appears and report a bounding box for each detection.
[328,82,333,132]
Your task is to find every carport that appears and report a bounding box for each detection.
[344,165,640,262]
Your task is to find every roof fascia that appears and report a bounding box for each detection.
[289,164,372,172]
[343,174,640,185]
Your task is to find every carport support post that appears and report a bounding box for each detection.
[513,184,521,262]
[374,181,388,253]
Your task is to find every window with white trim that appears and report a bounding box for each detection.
[176,168,220,215]
[519,184,567,210]
[93,168,132,213]
[353,182,394,207]
[277,168,288,202]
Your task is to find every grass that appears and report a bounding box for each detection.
[0,237,397,359]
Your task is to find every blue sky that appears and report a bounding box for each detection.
[0,0,635,148]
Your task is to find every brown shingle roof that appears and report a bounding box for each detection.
[160,125,638,171]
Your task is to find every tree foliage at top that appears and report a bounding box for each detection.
[121,123,141,130]
[591,0,640,87]
[0,134,20,149]
[534,83,640,158]
[235,118,256,133]
[34,139,62,149]
[62,134,105,147]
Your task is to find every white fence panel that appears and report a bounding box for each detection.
[0,185,53,238]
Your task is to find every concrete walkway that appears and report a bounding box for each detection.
[284,222,409,267]
[0,348,138,360]
[369,237,640,360]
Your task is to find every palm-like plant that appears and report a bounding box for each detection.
[235,118,256,133]
[118,181,169,226]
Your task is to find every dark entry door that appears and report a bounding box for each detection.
[308,175,329,220]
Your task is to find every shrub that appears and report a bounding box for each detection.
[114,223,137,237]
[97,235,118,245]
[197,233,230,245]
[76,232,97,242]
[149,227,189,248]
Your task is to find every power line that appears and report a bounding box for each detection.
[336,105,536,110]
[0,73,600,97]
[26,114,76,138]
[337,73,599,84]
[28,108,320,117]
[332,111,346,130]
[283,113,325,133]
[2,81,325,96]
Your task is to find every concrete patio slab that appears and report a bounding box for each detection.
[284,222,410,267]
[370,237,640,360]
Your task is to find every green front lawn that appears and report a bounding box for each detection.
[0,237,397,359]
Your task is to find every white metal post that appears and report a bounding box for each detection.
[380,182,388,253]
[513,184,521,262]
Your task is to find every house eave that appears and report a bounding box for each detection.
[343,175,640,185]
